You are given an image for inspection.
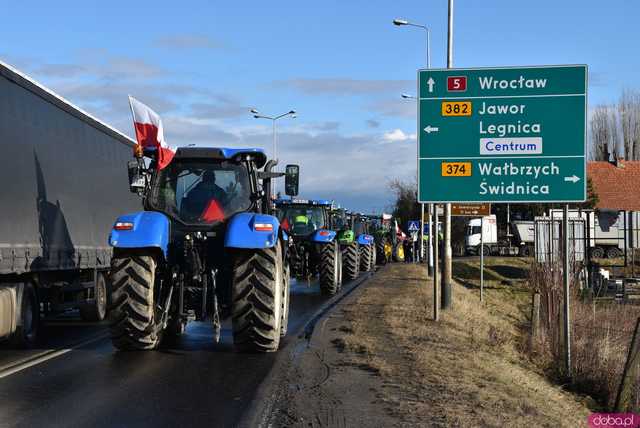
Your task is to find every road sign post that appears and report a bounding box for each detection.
[417,65,587,203]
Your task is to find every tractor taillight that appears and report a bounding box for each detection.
[114,222,134,231]
[319,230,331,236]
[254,223,273,232]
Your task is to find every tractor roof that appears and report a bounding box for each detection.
[171,146,267,168]
[275,198,334,208]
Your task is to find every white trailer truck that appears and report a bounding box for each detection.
[465,215,535,256]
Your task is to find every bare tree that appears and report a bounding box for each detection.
[619,89,640,160]
[590,105,619,161]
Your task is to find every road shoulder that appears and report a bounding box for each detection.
[271,263,592,427]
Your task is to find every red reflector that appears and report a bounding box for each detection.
[254,223,273,232]
[114,222,133,231]
[319,230,330,236]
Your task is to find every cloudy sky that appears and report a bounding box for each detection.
[1,0,637,212]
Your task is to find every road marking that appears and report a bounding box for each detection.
[0,332,109,379]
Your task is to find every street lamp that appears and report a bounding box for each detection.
[392,18,431,68]
[250,108,296,195]
[394,18,433,270]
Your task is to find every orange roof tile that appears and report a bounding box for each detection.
[587,161,640,211]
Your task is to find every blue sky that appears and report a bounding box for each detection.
[1,0,637,212]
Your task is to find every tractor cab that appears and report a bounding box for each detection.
[276,199,333,238]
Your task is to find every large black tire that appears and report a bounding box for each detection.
[231,241,285,352]
[370,243,377,268]
[9,282,40,347]
[280,262,290,337]
[80,272,107,322]
[376,239,387,266]
[342,242,360,281]
[319,242,340,295]
[360,244,372,272]
[108,253,162,350]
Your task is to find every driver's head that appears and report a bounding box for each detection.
[202,170,216,184]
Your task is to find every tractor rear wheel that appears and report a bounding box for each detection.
[319,242,340,295]
[231,241,285,352]
[108,252,162,350]
[376,239,387,265]
[342,242,360,281]
[360,244,372,272]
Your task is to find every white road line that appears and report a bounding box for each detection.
[0,332,109,379]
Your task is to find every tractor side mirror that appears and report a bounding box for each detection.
[127,160,145,193]
[285,164,299,197]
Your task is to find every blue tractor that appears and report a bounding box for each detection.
[275,199,342,295]
[107,146,299,352]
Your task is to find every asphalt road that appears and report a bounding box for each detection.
[0,278,342,428]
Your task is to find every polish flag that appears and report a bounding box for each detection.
[128,96,176,169]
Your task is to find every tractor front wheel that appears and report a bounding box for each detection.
[360,244,372,272]
[108,252,162,350]
[231,241,286,352]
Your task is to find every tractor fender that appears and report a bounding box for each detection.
[225,213,280,249]
[357,234,374,246]
[311,229,336,243]
[108,211,169,258]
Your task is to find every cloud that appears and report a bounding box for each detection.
[306,121,341,131]
[190,99,248,119]
[366,119,380,128]
[34,63,86,78]
[154,34,223,50]
[274,78,413,96]
[382,129,416,142]
[369,99,416,119]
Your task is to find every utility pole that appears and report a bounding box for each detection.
[433,205,440,321]
[442,0,454,309]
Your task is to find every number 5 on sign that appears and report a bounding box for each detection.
[441,162,472,177]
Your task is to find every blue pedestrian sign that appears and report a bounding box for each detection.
[408,221,420,233]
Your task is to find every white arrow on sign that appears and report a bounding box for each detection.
[427,77,435,93]
[564,175,580,183]
[423,125,439,134]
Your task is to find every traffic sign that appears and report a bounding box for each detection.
[451,204,491,216]
[408,221,420,232]
[417,65,587,203]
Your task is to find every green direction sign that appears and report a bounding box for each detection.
[417,65,587,203]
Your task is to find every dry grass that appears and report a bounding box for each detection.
[336,263,590,427]
[530,262,640,409]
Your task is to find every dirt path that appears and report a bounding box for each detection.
[273,264,592,427]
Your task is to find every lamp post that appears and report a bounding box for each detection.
[250,109,296,195]
[394,18,432,272]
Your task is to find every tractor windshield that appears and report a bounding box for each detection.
[278,205,326,235]
[148,160,252,225]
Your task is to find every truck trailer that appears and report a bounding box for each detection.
[0,60,139,345]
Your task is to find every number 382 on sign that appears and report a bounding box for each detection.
[441,162,472,177]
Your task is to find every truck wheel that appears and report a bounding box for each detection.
[80,272,107,322]
[360,244,372,272]
[342,242,360,281]
[376,240,387,265]
[108,253,162,350]
[481,245,491,256]
[319,242,340,295]
[10,282,40,347]
[591,247,605,259]
[607,247,622,259]
[231,241,284,352]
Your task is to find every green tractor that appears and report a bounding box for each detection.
[371,213,405,265]
[331,209,376,281]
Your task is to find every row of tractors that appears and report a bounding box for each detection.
[106,147,406,354]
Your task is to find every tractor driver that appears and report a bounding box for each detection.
[183,170,228,220]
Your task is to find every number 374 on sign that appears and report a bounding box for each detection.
[441,162,472,177]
